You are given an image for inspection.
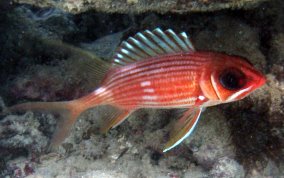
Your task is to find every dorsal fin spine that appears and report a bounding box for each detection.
[122,42,146,59]
[153,28,176,53]
[144,30,166,54]
[122,42,143,58]
[129,37,154,57]
[136,33,161,56]
[151,30,175,53]
[180,32,195,51]
[118,45,149,63]
[120,49,135,61]
[121,48,140,62]
[114,58,125,65]
[115,53,128,64]
[164,30,183,52]
[112,28,195,66]
[166,29,188,51]
[118,52,136,63]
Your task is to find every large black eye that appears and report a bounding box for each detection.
[219,68,246,90]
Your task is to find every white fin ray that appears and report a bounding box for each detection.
[121,41,147,59]
[129,36,156,57]
[179,32,195,51]
[136,33,162,56]
[153,28,176,53]
[145,30,169,54]
[166,29,187,52]
[163,107,202,152]
[112,28,195,66]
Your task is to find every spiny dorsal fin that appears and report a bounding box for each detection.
[112,28,195,66]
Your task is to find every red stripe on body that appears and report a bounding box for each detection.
[101,54,207,109]
[104,53,209,85]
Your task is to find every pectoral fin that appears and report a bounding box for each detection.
[163,108,203,152]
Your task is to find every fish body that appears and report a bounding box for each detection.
[80,50,265,109]
[6,28,266,152]
[82,52,205,109]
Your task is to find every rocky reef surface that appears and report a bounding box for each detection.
[12,0,268,14]
[0,0,283,177]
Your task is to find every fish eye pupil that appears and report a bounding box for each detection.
[219,69,245,90]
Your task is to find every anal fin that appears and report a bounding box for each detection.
[100,108,134,134]
[163,108,203,152]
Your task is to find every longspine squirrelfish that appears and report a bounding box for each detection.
[5,28,266,152]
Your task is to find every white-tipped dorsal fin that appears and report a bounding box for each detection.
[112,28,195,66]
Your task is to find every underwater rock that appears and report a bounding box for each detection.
[187,109,235,169]
[0,5,77,97]
[0,112,50,154]
[183,167,208,178]
[270,33,284,64]
[194,16,266,70]
[9,63,91,102]
[13,0,268,14]
[269,33,284,89]
[209,157,245,178]
[77,170,128,178]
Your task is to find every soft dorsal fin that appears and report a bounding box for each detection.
[112,28,195,66]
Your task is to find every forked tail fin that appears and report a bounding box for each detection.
[5,99,96,149]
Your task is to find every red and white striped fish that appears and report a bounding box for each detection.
[6,28,266,152]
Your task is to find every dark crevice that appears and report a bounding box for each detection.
[223,104,283,172]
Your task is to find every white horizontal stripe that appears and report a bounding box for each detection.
[226,86,252,102]
[140,81,151,87]
[143,88,155,93]
[198,95,205,100]
[107,66,198,90]
[142,95,157,100]
[107,60,201,84]
[94,87,106,94]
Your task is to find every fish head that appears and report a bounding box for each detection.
[200,53,266,103]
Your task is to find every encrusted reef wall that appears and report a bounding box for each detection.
[0,0,283,177]
[13,0,268,13]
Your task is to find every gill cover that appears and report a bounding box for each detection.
[208,55,266,102]
[199,53,266,103]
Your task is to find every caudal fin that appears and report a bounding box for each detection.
[6,100,89,149]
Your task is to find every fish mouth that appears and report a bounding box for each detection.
[256,74,266,87]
